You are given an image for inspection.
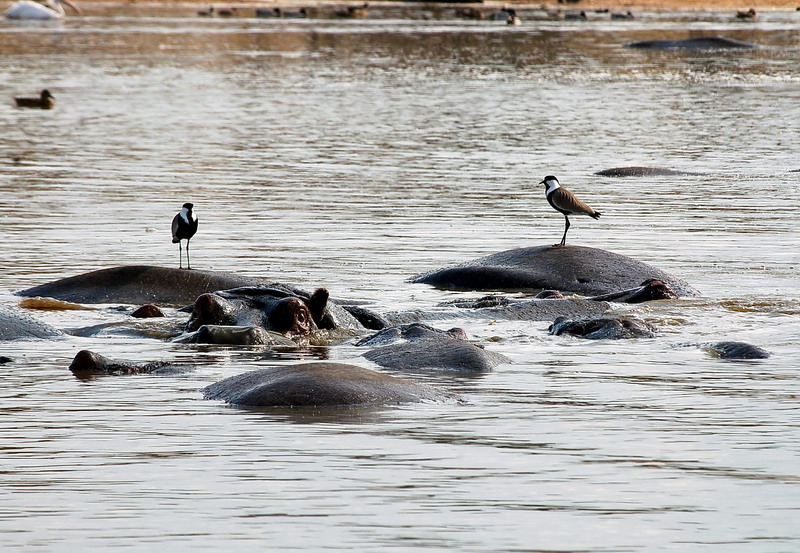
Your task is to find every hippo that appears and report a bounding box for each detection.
[410,245,699,297]
[356,323,468,347]
[708,341,770,360]
[588,279,678,303]
[131,304,166,318]
[549,316,657,339]
[357,323,509,373]
[0,305,63,341]
[185,286,364,337]
[69,350,187,376]
[16,265,270,306]
[202,362,459,407]
[594,167,705,177]
[175,325,297,346]
[625,36,759,50]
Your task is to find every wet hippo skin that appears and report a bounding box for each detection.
[202,362,459,406]
[411,246,699,297]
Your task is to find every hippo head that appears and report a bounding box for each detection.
[185,289,316,337]
[267,296,314,335]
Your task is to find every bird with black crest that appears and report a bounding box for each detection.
[171,203,198,269]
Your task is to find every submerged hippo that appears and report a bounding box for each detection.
[175,325,298,346]
[411,245,699,297]
[202,362,459,407]
[69,350,187,376]
[0,305,63,341]
[594,167,705,177]
[17,265,269,306]
[549,316,657,339]
[357,323,510,373]
[185,286,364,337]
[708,341,770,360]
[625,36,759,50]
[588,279,678,303]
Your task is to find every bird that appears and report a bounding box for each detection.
[335,3,368,18]
[4,0,81,20]
[197,6,214,16]
[506,8,521,25]
[540,175,601,246]
[171,203,198,270]
[610,10,635,20]
[736,8,757,19]
[14,89,55,109]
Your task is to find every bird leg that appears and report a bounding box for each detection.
[178,242,183,269]
[186,239,191,270]
[560,215,570,246]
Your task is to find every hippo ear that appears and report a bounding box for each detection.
[308,288,331,328]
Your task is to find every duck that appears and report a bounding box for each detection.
[564,10,587,20]
[505,8,521,25]
[736,8,757,19]
[197,6,214,16]
[283,7,307,18]
[610,10,634,19]
[4,0,81,20]
[14,89,55,110]
[335,3,368,18]
[216,6,238,17]
[255,7,282,17]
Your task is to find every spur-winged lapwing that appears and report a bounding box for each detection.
[540,175,601,246]
[171,203,198,269]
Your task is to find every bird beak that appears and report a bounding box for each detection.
[61,0,82,15]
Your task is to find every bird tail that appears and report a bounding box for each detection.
[591,211,601,220]
[172,237,180,243]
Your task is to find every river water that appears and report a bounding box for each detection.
[1,4,799,551]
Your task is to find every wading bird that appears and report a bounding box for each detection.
[540,175,601,246]
[171,203,198,269]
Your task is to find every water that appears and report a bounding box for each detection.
[1,5,799,551]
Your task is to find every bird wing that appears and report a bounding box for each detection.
[552,187,597,216]
[171,213,181,242]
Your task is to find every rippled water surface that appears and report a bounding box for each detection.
[1,4,799,551]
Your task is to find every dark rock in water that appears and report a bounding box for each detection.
[202,362,458,406]
[709,341,771,360]
[410,245,699,297]
[131,304,166,318]
[549,316,657,339]
[69,350,185,376]
[625,36,759,50]
[17,265,269,306]
[356,323,468,347]
[363,336,509,372]
[0,305,63,341]
[594,166,704,177]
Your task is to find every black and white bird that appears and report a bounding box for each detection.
[540,175,601,246]
[171,203,198,269]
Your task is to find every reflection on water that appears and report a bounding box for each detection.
[1,6,799,552]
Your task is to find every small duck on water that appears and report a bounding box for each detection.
[736,8,757,19]
[14,89,55,109]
